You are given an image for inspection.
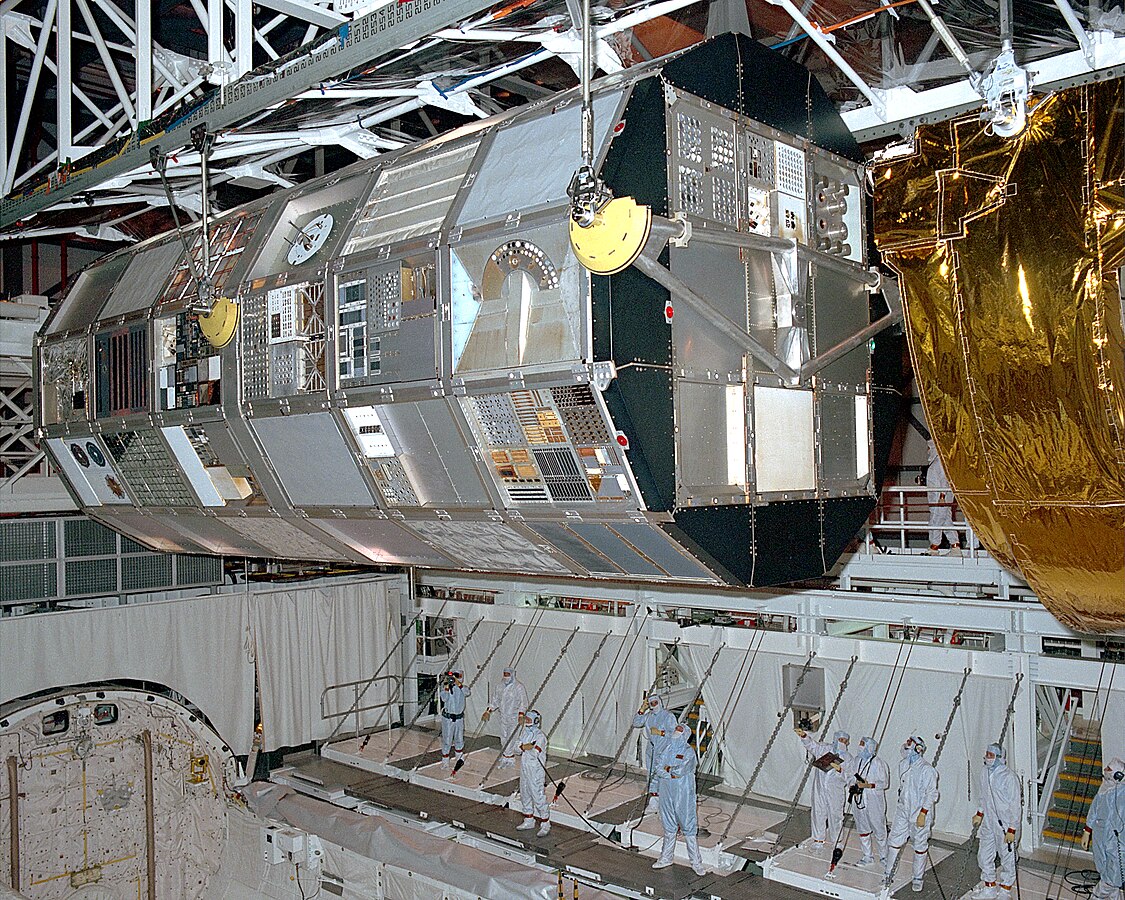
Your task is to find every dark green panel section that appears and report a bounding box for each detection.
[871,325,907,491]
[599,77,668,217]
[602,368,675,512]
[661,34,863,164]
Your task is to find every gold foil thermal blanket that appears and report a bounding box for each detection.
[874,79,1124,632]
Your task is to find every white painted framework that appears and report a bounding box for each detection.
[411,574,1122,855]
[4,0,1125,234]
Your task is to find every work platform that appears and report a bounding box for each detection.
[273,726,1035,899]
[272,749,805,900]
[762,841,952,900]
[321,725,787,868]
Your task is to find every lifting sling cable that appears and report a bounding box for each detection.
[358,600,451,750]
[386,615,486,761]
[882,664,979,889]
[870,629,911,742]
[948,671,1030,895]
[821,633,920,860]
[874,627,922,749]
[418,618,517,759]
[932,666,973,768]
[709,630,769,749]
[570,607,649,760]
[478,625,583,787]
[771,654,860,855]
[584,637,682,814]
[719,651,818,846]
[510,605,547,670]
[678,640,728,727]
[323,602,441,745]
[546,631,612,744]
[629,640,730,826]
[465,606,546,744]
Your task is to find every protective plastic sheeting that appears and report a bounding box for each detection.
[0,594,255,754]
[243,782,615,900]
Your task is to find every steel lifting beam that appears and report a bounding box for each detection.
[0,0,498,227]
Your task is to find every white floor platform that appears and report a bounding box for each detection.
[762,840,951,900]
[620,792,787,870]
[954,864,1092,900]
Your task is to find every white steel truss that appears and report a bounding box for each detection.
[2,0,1125,235]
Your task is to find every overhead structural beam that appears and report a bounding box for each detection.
[252,0,344,28]
[764,0,886,118]
[914,0,977,83]
[1052,0,1095,65]
[4,0,57,195]
[136,0,152,119]
[843,33,1125,140]
[57,0,73,159]
[1,0,498,227]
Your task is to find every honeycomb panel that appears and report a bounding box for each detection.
[551,385,612,445]
[776,143,807,198]
[240,290,269,401]
[103,429,194,507]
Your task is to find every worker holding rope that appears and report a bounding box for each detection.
[482,666,528,769]
[970,743,1021,899]
[515,709,552,837]
[849,735,889,867]
[883,734,938,893]
[795,726,853,854]
[1082,757,1125,900]
[634,695,676,811]
[651,723,707,876]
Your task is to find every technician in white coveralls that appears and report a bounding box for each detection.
[1082,757,1125,900]
[634,695,676,809]
[652,723,707,876]
[850,735,890,866]
[515,709,551,837]
[883,734,939,893]
[482,666,527,769]
[927,439,961,553]
[795,727,853,852]
[970,743,1022,899]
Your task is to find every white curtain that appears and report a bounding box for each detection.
[685,640,1013,837]
[0,595,256,754]
[450,612,647,761]
[251,579,400,750]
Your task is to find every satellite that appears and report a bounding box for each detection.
[35,34,901,586]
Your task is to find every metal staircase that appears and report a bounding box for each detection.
[1042,719,1103,847]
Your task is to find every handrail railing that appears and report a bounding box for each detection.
[857,483,980,554]
[1034,689,1077,837]
[321,674,403,744]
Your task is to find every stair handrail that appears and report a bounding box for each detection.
[1035,690,1078,837]
[1037,689,1074,787]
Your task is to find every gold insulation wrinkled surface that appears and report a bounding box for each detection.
[874,79,1125,633]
